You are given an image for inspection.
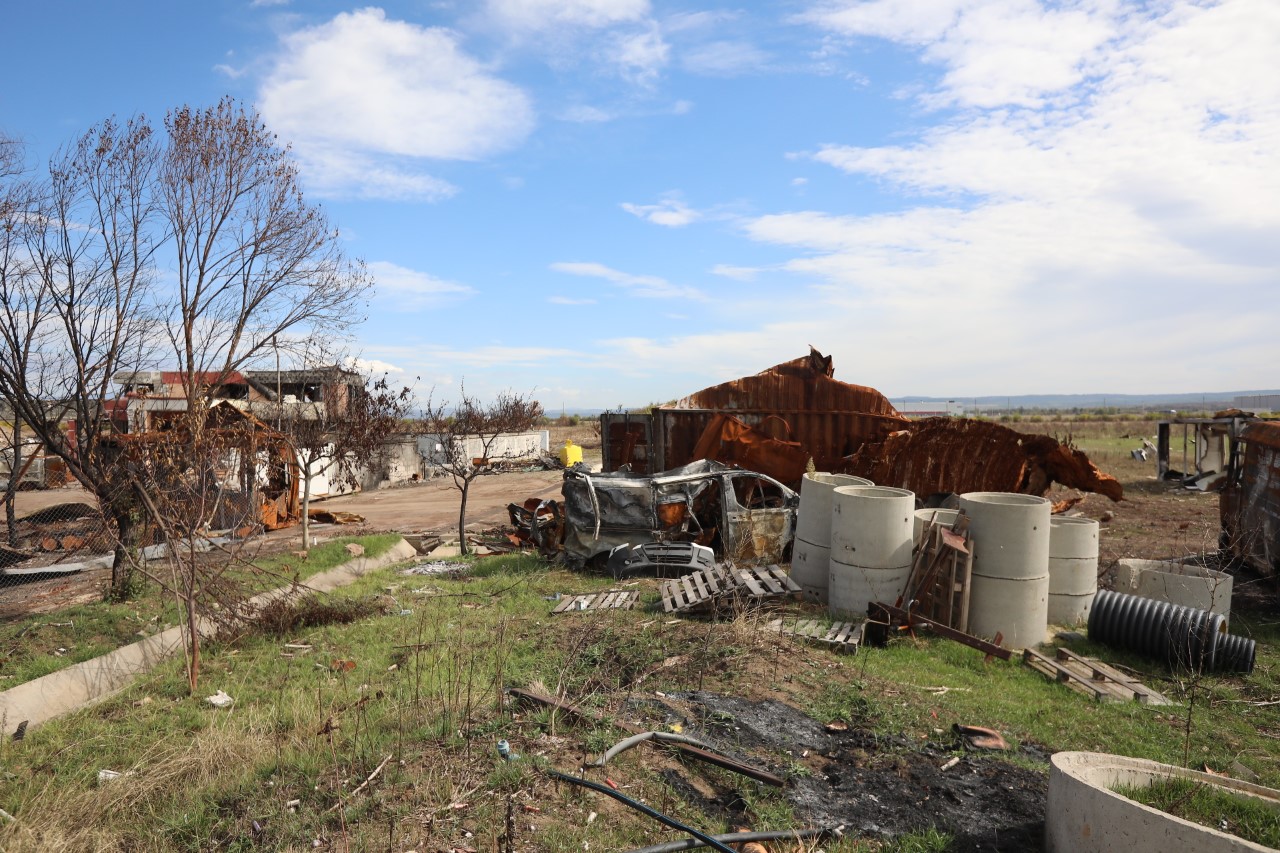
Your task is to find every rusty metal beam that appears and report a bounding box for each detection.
[868,602,1013,660]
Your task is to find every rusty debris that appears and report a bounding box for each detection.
[1220,419,1280,580]
[600,348,1122,502]
[866,602,1013,660]
[952,724,1009,751]
[307,509,365,525]
[842,417,1123,502]
[506,497,565,559]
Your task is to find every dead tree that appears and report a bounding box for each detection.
[283,368,414,551]
[421,386,543,555]
[0,117,162,597]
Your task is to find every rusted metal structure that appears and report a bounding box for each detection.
[600,348,908,481]
[601,348,1121,502]
[843,417,1124,502]
[1220,419,1280,581]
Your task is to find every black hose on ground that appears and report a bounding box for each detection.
[623,827,831,853]
[545,771,738,853]
[1088,589,1255,674]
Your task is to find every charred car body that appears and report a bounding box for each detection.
[560,460,798,575]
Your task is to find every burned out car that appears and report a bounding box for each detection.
[560,459,799,574]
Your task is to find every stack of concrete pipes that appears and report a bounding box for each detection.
[1047,516,1099,625]
[828,485,916,618]
[791,472,872,603]
[959,492,1051,649]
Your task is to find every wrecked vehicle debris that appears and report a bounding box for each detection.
[606,541,715,579]
[560,460,798,570]
[506,497,565,559]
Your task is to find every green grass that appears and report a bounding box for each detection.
[0,548,1276,852]
[1114,777,1280,848]
[0,534,403,689]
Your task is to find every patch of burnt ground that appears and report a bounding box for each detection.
[647,691,1047,852]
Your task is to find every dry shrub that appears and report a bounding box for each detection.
[252,593,384,638]
[0,718,273,852]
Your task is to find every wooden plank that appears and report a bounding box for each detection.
[870,602,1012,660]
[680,574,699,607]
[552,596,574,613]
[755,567,785,595]
[735,570,766,597]
[692,570,709,602]
[704,567,723,594]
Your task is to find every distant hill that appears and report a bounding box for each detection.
[890,391,1280,411]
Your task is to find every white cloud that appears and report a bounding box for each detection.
[548,295,598,305]
[259,9,534,199]
[802,0,1120,109]
[608,24,669,84]
[680,40,768,76]
[485,0,650,32]
[551,261,705,300]
[620,196,701,227]
[213,63,246,79]
[711,264,758,281]
[672,100,694,115]
[369,261,475,308]
[343,356,404,376]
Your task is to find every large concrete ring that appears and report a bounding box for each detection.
[1047,751,1280,852]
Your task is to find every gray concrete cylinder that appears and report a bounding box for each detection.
[791,538,831,603]
[959,491,1051,648]
[792,473,873,603]
[829,485,915,618]
[797,473,874,545]
[1048,516,1099,626]
[913,507,961,543]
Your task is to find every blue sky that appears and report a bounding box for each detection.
[3,1,1277,408]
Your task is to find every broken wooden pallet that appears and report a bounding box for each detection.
[552,590,641,614]
[1023,647,1174,705]
[660,565,799,613]
[766,618,861,654]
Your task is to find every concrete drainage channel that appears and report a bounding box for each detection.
[0,537,418,737]
[1047,752,1280,852]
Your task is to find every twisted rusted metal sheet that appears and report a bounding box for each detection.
[841,417,1124,502]
[669,347,902,417]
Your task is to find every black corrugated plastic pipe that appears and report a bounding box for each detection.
[1088,589,1255,674]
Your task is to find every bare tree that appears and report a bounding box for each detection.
[0,117,161,597]
[0,100,372,608]
[282,366,414,551]
[421,385,543,555]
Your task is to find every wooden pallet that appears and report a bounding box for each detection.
[552,590,641,614]
[660,565,799,613]
[766,618,861,654]
[1023,647,1174,705]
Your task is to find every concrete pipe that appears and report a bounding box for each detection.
[913,507,961,544]
[790,538,831,603]
[829,486,915,618]
[958,492,1051,581]
[958,492,1051,648]
[797,473,873,546]
[1048,516,1099,626]
[1047,752,1280,852]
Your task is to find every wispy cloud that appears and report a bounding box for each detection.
[369,261,475,308]
[259,9,534,200]
[551,261,705,300]
[620,195,701,227]
[710,264,758,281]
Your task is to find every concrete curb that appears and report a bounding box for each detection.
[0,538,418,737]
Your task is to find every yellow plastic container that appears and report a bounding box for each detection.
[559,439,583,468]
